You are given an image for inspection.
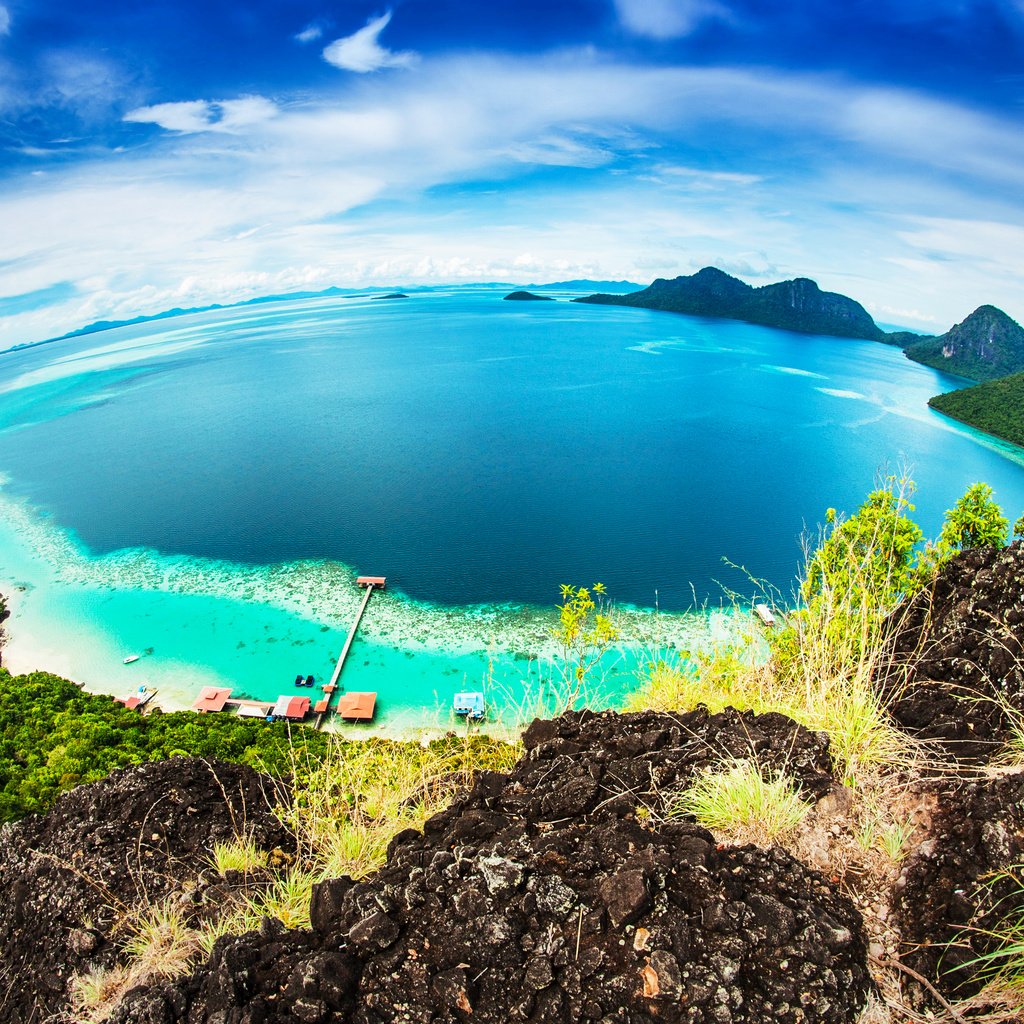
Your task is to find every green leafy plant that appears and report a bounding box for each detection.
[554,583,619,711]
[939,482,1009,552]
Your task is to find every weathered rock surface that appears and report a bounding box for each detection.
[893,771,1024,997]
[0,757,290,1023]
[114,709,871,1023]
[879,542,1024,760]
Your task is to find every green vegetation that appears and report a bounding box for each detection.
[909,305,1024,381]
[939,482,1010,551]
[668,760,812,846]
[631,476,1018,786]
[211,834,271,876]
[0,669,331,820]
[554,582,619,711]
[930,372,1024,449]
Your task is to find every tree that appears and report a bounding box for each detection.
[939,482,1008,552]
[803,480,922,617]
[554,583,619,712]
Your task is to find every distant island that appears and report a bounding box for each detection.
[372,293,409,301]
[573,267,905,342]
[907,305,1024,382]
[923,306,1024,449]
[503,291,555,302]
[526,279,642,292]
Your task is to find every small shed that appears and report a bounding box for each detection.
[272,695,311,720]
[356,576,386,589]
[453,692,486,720]
[313,698,329,715]
[192,686,233,713]
[237,704,268,718]
[337,691,377,721]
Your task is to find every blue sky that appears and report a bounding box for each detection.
[1,0,1023,344]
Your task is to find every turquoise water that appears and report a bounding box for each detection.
[0,287,1021,726]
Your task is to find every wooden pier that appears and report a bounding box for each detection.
[314,576,385,729]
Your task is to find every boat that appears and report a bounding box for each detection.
[294,674,304,686]
[453,692,486,720]
[305,674,315,687]
[123,654,141,665]
[753,603,777,627]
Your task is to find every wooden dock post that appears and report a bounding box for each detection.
[314,576,385,729]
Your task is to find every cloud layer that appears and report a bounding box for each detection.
[0,4,1023,346]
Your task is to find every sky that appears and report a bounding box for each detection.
[1,0,1023,345]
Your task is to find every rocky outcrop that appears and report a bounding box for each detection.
[878,542,1024,761]
[894,771,1024,998]
[0,757,291,1024]
[113,708,872,1024]
[504,290,555,301]
[575,267,885,341]
[908,305,1024,381]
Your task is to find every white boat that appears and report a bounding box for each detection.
[123,654,141,665]
[753,603,776,627]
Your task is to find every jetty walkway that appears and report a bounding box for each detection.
[314,576,385,729]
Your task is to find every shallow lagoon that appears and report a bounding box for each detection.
[0,287,1022,725]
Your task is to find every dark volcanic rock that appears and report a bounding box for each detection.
[115,709,871,1023]
[0,757,291,1023]
[878,542,1024,760]
[575,267,884,340]
[893,771,1024,998]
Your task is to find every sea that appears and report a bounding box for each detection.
[0,286,1021,731]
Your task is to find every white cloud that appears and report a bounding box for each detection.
[0,6,10,36]
[322,11,416,73]
[614,0,729,39]
[5,54,1024,343]
[124,96,277,134]
[294,23,323,44]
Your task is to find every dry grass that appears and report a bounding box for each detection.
[667,759,813,846]
[211,833,271,876]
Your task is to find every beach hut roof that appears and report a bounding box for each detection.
[191,686,233,713]
[273,695,310,719]
[337,691,377,721]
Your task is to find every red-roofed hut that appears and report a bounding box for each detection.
[337,691,377,721]
[272,695,310,720]
[192,686,233,713]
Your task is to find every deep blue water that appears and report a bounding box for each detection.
[0,287,1021,611]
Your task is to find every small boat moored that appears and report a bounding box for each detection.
[753,603,777,628]
[453,692,486,720]
[123,654,141,665]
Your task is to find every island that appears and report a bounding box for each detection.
[372,293,409,301]
[929,372,1024,448]
[573,267,894,341]
[503,290,555,301]
[907,305,1024,381]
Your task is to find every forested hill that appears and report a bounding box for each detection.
[908,305,1024,381]
[574,267,890,341]
[929,372,1024,448]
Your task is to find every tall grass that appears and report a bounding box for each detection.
[628,479,925,786]
[668,759,812,846]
